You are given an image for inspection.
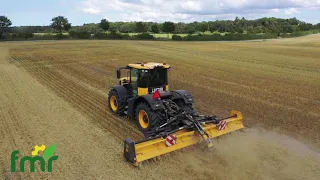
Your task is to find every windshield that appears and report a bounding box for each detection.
[149,68,167,87]
[137,68,168,88]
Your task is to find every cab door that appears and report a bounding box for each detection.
[130,68,139,96]
[137,69,149,96]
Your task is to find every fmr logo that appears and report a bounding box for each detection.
[11,144,58,172]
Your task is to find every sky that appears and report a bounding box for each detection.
[1,0,320,26]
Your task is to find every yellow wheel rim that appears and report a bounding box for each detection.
[138,110,149,129]
[110,96,118,111]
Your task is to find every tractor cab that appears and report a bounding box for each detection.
[117,62,170,96]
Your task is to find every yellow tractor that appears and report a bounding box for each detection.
[108,62,244,166]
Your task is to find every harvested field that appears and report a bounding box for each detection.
[1,35,320,179]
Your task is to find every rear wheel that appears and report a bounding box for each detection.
[108,89,126,115]
[135,103,162,133]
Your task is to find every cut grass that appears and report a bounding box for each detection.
[7,35,320,146]
[1,35,320,179]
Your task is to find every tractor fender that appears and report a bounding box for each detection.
[111,85,128,103]
[127,94,165,118]
[171,90,194,104]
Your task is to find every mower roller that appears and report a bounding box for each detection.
[107,62,244,166]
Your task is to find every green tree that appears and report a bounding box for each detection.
[100,19,109,32]
[0,16,12,38]
[111,22,124,30]
[235,16,240,23]
[208,21,217,32]
[287,17,299,25]
[109,26,117,33]
[135,22,146,33]
[174,22,186,33]
[108,23,118,33]
[299,23,313,31]
[196,22,208,32]
[185,24,196,34]
[50,16,71,34]
[119,23,134,33]
[162,21,175,34]
[282,25,294,33]
[82,23,100,34]
[151,24,159,33]
[145,22,154,32]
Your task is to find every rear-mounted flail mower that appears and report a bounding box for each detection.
[108,62,244,166]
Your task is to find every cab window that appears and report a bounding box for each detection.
[138,69,149,88]
[131,68,138,87]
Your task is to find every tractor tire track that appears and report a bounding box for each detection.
[24,64,143,141]
[10,52,143,141]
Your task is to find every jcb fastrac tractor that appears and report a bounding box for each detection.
[108,62,244,166]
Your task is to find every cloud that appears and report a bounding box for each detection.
[180,1,202,11]
[269,8,280,13]
[284,8,300,14]
[83,8,101,14]
[79,1,101,14]
[78,0,320,22]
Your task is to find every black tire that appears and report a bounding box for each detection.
[108,89,126,115]
[135,102,162,133]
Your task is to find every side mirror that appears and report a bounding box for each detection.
[116,69,121,79]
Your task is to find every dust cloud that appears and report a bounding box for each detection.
[163,128,320,180]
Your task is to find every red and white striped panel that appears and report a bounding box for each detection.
[165,134,177,147]
[218,120,227,131]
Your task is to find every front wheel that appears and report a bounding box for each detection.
[135,103,162,133]
[108,89,125,115]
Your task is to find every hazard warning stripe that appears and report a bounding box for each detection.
[165,134,177,147]
[218,120,227,131]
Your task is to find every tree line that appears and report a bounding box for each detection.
[1,15,320,41]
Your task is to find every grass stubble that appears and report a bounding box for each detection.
[1,35,319,179]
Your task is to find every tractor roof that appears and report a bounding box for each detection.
[128,62,170,69]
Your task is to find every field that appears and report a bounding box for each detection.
[33,31,224,38]
[127,31,225,38]
[0,35,320,179]
[33,32,188,38]
[127,33,188,38]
